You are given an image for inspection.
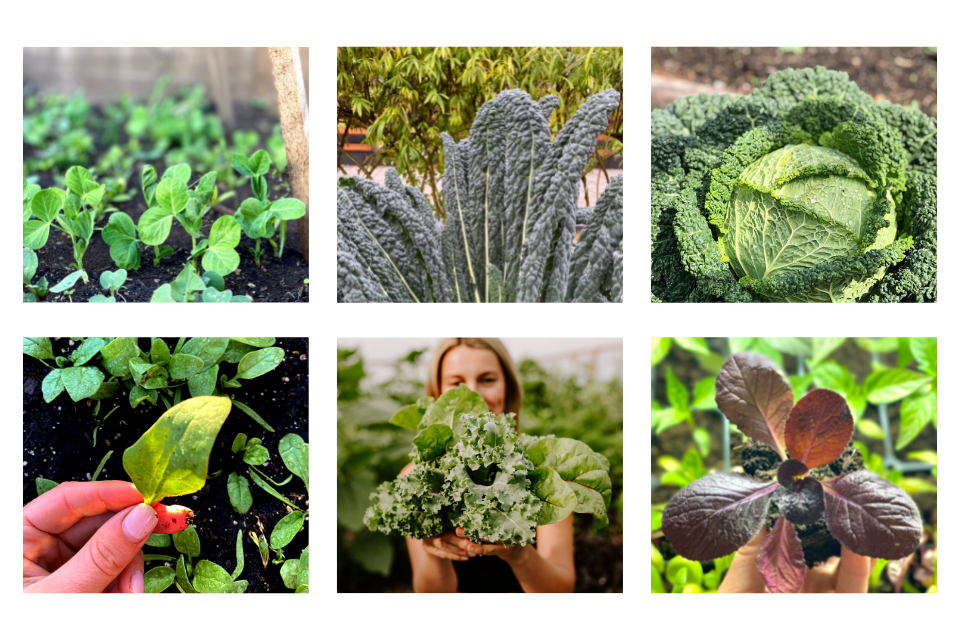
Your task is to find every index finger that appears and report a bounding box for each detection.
[23,481,145,535]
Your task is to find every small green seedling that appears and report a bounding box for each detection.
[23,167,110,284]
[151,265,251,303]
[147,526,247,593]
[232,150,306,264]
[281,545,309,593]
[89,400,120,446]
[23,248,49,302]
[24,337,108,403]
[227,432,294,514]
[89,269,128,303]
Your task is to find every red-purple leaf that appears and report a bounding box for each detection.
[822,471,923,559]
[777,459,809,486]
[775,477,825,525]
[785,388,853,469]
[661,473,777,561]
[759,517,806,594]
[716,353,792,459]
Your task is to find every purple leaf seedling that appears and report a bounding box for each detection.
[662,352,923,593]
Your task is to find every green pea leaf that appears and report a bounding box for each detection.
[201,216,242,275]
[141,166,159,207]
[138,207,174,246]
[23,220,51,250]
[65,166,95,196]
[269,198,306,221]
[157,178,189,214]
[163,164,192,183]
[234,347,284,380]
[49,271,85,294]
[270,511,306,550]
[122,396,232,504]
[23,248,38,285]
[31,189,65,222]
[102,212,141,271]
[100,270,127,293]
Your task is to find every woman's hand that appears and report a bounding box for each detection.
[718,527,873,593]
[23,481,186,593]
[454,527,530,564]
[420,529,473,562]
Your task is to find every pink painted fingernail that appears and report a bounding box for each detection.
[131,568,144,593]
[122,503,157,542]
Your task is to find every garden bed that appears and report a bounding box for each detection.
[22,338,310,592]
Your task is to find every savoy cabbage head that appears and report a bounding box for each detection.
[338,89,623,303]
[364,386,612,545]
[652,66,937,303]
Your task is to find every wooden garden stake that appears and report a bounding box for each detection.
[269,47,310,263]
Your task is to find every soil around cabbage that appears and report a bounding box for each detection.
[22,338,309,593]
[652,47,937,117]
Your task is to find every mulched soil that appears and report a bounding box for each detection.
[23,338,309,593]
[652,47,937,116]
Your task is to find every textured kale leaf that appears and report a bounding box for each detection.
[363,386,611,545]
[339,90,623,303]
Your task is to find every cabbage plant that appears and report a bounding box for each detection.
[652,66,937,302]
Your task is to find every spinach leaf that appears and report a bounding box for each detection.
[122,396,231,504]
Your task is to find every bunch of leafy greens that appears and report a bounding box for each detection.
[338,89,623,303]
[652,66,936,302]
[661,352,923,593]
[364,386,611,545]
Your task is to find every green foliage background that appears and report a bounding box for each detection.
[337,47,624,216]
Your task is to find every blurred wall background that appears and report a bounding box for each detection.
[23,47,309,113]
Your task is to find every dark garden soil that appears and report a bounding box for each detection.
[22,338,309,593]
[25,168,309,303]
[652,47,937,117]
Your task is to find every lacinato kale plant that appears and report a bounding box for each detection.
[651,66,937,303]
[338,89,623,303]
[661,352,923,593]
[364,386,612,545]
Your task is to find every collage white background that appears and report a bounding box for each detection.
[14,0,946,636]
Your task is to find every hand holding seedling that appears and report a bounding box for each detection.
[23,481,192,593]
[718,528,872,593]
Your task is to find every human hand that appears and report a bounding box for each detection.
[718,527,873,593]
[455,527,528,564]
[23,481,190,593]
[420,528,474,562]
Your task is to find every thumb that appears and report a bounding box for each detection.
[40,503,156,593]
[718,527,768,593]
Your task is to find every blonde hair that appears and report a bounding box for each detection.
[425,338,522,427]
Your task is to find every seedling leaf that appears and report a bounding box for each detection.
[661,472,777,560]
[716,352,792,459]
[122,396,232,504]
[758,517,806,594]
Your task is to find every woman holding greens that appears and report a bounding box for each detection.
[401,338,575,593]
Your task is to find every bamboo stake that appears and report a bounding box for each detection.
[269,47,310,263]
